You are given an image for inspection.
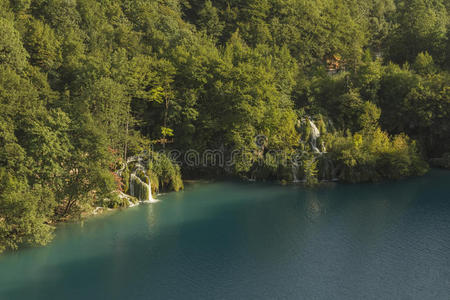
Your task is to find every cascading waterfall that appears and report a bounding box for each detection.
[292,118,323,182]
[307,118,339,182]
[309,119,321,154]
[293,117,339,183]
[126,154,157,204]
[129,172,155,203]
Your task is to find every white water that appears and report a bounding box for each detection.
[292,118,330,183]
[309,119,321,154]
[127,154,157,203]
[130,172,156,203]
[292,164,301,183]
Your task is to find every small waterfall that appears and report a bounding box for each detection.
[126,154,157,204]
[145,175,155,203]
[129,176,134,198]
[309,119,321,154]
[292,164,300,183]
[129,171,156,203]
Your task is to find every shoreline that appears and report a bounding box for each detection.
[83,168,450,220]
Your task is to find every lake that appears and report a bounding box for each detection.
[0,170,449,299]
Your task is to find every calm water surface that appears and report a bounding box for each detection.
[0,170,449,299]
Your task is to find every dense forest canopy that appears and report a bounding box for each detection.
[0,0,449,252]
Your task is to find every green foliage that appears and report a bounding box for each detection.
[302,157,319,187]
[327,128,429,182]
[354,51,383,101]
[23,18,61,71]
[81,77,130,150]
[197,0,223,40]
[0,17,28,71]
[0,169,54,253]
[413,52,436,75]
[0,0,447,253]
[102,192,130,209]
[378,63,450,156]
[386,0,448,66]
[161,127,174,138]
[148,152,184,192]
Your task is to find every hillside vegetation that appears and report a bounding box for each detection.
[0,0,449,252]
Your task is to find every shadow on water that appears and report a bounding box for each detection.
[0,170,449,299]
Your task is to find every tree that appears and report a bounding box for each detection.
[386,0,448,66]
[23,19,61,71]
[413,51,436,75]
[0,17,28,71]
[197,0,223,40]
[0,170,54,253]
[82,77,130,153]
[303,157,319,186]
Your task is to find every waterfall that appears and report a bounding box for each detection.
[129,172,155,203]
[129,175,134,198]
[292,164,300,183]
[309,119,321,154]
[146,175,155,203]
[128,155,155,203]
[296,117,337,183]
[118,152,159,205]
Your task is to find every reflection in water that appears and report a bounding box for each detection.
[146,202,157,231]
[305,191,323,220]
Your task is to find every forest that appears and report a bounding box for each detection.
[0,0,449,252]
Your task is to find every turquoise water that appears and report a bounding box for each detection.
[0,170,449,299]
